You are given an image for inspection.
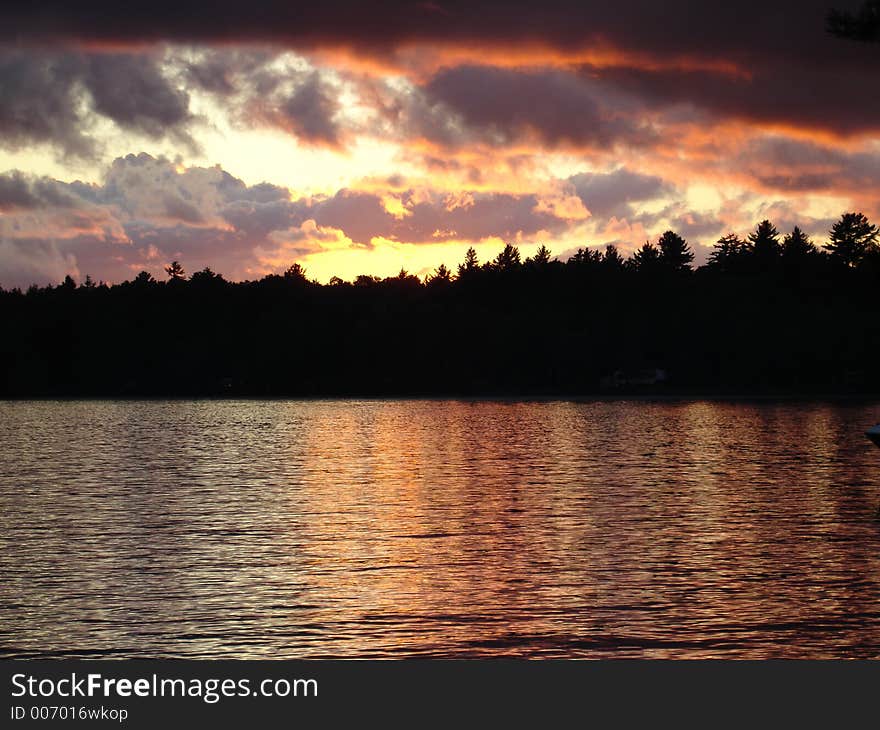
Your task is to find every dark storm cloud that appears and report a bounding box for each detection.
[84,54,194,143]
[0,171,79,211]
[399,191,569,241]
[172,50,349,147]
[599,61,880,136]
[306,190,392,243]
[0,50,195,158]
[220,186,573,245]
[419,66,652,148]
[220,199,300,237]
[181,51,249,95]
[122,221,252,257]
[3,1,877,138]
[568,169,675,218]
[298,188,572,244]
[0,1,846,59]
[736,137,880,193]
[161,193,204,224]
[175,48,281,98]
[213,170,290,204]
[0,51,96,157]
[275,73,341,146]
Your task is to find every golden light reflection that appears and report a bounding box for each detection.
[5,400,880,658]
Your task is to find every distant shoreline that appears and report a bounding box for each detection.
[6,234,880,403]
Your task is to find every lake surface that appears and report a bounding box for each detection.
[2,399,880,659]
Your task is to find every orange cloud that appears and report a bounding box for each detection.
[306,41,752,83]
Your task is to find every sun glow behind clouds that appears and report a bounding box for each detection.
[296,236,540,283]
[1,18,880,289]
[181,77,404,194]
[198,122,404,195]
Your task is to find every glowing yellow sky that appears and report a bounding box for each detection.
[1,45,876,287]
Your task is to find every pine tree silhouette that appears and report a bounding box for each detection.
[657,231,694,272]
[825,212,878,267]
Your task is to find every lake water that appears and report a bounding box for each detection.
[2,399,880,659]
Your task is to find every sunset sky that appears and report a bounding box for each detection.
[1,0,879,287]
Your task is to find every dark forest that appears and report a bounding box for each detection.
[3,212,880,397]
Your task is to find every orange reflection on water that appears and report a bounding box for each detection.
[2,399,880,658]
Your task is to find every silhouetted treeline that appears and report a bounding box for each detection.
[828,0,880,42]
[3,212,880,396]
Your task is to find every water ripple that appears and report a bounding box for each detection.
[2,398,880,658]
